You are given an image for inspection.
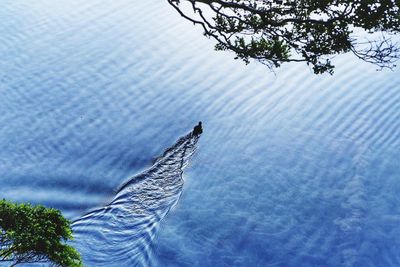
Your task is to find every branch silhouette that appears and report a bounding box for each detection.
[168,0,400,74]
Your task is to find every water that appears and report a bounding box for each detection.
[72,133,200,266]
[0,0,399,266]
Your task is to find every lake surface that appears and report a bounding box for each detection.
[0,0,399,266]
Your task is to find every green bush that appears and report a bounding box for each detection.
[0,199,82,266]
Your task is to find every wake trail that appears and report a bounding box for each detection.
[71,132,200,266]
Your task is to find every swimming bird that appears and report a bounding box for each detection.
[192,121,203,136]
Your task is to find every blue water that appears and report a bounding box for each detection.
[0,0,399,266]
[72,133,200,266]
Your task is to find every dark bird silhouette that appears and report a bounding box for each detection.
[192,121,203,136]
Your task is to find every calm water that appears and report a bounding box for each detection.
[1,0,399,266]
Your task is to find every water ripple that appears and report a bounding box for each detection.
[71,132,200,266]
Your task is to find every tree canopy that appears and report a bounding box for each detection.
[168,0,400,74]
[0,200,82,267]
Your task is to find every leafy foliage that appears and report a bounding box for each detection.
[168,0,400,74]
[0,199,82,266]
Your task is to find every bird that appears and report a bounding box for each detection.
[192,121,203,136]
